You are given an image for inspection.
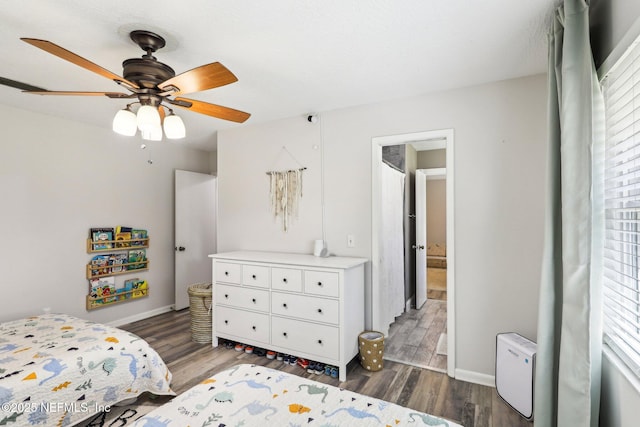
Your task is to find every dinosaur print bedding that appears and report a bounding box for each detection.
[0,313,174,426]
[131,364,462,426]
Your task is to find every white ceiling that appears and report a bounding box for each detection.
[0,0,558,151]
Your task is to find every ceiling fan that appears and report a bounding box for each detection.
[18,30,250,139]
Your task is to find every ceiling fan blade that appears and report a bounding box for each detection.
[24,90,132,99]
[0,76,47,92]
[170,97,250,123]
[21,38,139,89]
[159,62,238,96]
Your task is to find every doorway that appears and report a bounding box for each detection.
[174,170,217,310]
[371,129,455,377]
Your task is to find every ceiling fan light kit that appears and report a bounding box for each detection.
[112,106,137,136]
[136,104,161,132]
[20,29,250,141]
[163,111,186,139]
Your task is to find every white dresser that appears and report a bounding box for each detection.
[209,251,367,382]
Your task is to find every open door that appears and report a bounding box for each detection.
[174,170,217,310]
[415,169,427,309]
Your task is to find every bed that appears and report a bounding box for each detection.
[0,313,174,426]
[427,243,447,269]
[131,364,462,426]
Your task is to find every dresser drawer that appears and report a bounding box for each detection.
[271,267,303,292]
[215,284,269,312]
[215,306,269,344]
[242,265,270,288]
[271,292,339,325]
[215,262,242,284]
[304,270,339,297]
[271,316,339,360]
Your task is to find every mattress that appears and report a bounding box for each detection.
[0,313,174,426]
[131,363,462,426]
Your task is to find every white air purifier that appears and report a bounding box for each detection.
[495,332,536,420]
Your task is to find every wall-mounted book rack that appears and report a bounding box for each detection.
[86,226,150,310]
[87,237,149,253]
[86,284,149,310]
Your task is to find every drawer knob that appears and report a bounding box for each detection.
[317,339,323,344]
[317,281,322,287]
[224,294,229,299]
[224,320,228,324]
[252,298,256,303]
[283,332,287,337]
[252,274,257,279]
[317,308,322,313]
[283,303,288,308]
[283,278,288,283]
[252,326,256,331]
[225,271,229,276]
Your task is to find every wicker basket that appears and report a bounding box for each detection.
[188,283,212,343]
[358,331,385,372]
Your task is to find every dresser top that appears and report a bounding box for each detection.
[209,251,368,269]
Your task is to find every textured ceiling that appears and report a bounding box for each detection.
[0,0,557,151]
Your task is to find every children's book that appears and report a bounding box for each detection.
[89,277,116,304]
[109,253,128,273]
[131,280,148,298]
[128,249,147,269]
[90,254,111,276]
[114,226,133,247]
[124,278,138,298]
[131,229,148,246]
[115,231,132,248]
[90,227,114,250]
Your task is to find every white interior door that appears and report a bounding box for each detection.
[174,170,217,310]
[415,169,427,309]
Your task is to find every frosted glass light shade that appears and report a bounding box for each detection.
[137,105,161,131]
[112,108,137,136]
[163,114,186,139]
[141,125,163,141]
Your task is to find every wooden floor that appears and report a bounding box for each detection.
[119,309,532,427]
[385,266,448,370]
[385,297,448,371]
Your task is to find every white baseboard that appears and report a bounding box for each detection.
[107,305,175,327]
[455,368,495,388]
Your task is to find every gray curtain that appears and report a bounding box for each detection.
[534,0,605,426]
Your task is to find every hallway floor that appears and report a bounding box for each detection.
[384,296,447,371]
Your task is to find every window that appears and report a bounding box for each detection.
[602,35,640,378]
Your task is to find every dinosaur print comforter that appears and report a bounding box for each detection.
[0,314,174,426]
[132,364,463,426]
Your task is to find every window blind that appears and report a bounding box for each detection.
[603,36,640,378]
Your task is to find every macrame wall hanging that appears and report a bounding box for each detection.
[266,146,306,232]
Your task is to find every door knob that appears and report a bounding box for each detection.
[175,246,186,251]
[412,244,425,250]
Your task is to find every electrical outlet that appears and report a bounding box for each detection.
[347,234,355,248]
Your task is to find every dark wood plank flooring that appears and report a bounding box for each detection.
[118,309,532,427]
[385,297,448,371]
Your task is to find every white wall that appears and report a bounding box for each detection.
[426,179,446,246]
[217,118,324,254]
[218,74,547,378]
[0,104,212,325]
